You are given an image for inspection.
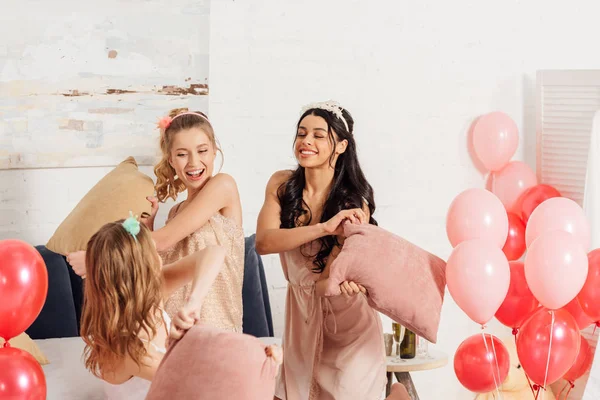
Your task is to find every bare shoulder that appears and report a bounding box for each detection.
[200,173,240,201]
[210,173,239,191]
[101,359,133,385]
[267,170,293,191]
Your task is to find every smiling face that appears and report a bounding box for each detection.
[169,127,216,193]
[294,114,347,169]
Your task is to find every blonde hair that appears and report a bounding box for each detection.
[154,107,223,202]
[80,220,163,379]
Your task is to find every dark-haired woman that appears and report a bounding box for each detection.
[256,101,386,400]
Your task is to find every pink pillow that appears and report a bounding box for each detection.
[146,324,281,400]
[324,223,446,343]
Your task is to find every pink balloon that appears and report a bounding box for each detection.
[490,161,538,212]
[472,112,519,171]
[525,197,591,250]
[446,239,510,325]
[446,188,509,248]
[524,230,588,310]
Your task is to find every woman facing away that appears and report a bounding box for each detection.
[255,101,386,400]
[68,108,245,333]
[81,214,226,399]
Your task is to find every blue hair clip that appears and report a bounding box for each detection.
[122,211,141,240]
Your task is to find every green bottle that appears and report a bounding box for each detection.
[400,328,416,359]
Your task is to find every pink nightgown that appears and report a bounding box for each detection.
[275,242,386,400]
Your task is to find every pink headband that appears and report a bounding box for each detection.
[157,112,210,131]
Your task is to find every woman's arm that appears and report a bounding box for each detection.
[152,173,238,252]
[160,245,226,301]
[255,171,368,255]
[255,171,327,255]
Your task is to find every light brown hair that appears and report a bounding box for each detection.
[154,108,223,202]
[80,220,163,378]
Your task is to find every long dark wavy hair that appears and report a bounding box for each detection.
[277,106,377,273]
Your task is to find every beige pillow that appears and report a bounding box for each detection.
[46,157,154,255]
[0,333,49,365]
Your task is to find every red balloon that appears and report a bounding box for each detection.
[495,261,539,329]
[516,308,580,385]
[502,213,526,261]
[454,334,510,393]
[0,346,46,399]
[0,240,48,341]
[562,298,594,330]
[517,184,561,225]
[578,249,600,322]
[564,336,594,382]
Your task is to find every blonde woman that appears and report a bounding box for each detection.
[69,108,245,332]
[148,108,244,332]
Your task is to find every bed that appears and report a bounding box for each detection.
[36,337,104,400]
[35,336,283,399]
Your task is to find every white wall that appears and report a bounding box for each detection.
[208,1,600,399]
[2,0,600,398]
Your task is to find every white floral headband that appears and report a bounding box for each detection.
[300,100,349,131]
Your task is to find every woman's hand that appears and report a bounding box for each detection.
[140,196,159,230]
[66,251,87,279]
[321,208,368,236]
[265,345,283,365]
[339,281,367,296]
[169,303,200,342]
